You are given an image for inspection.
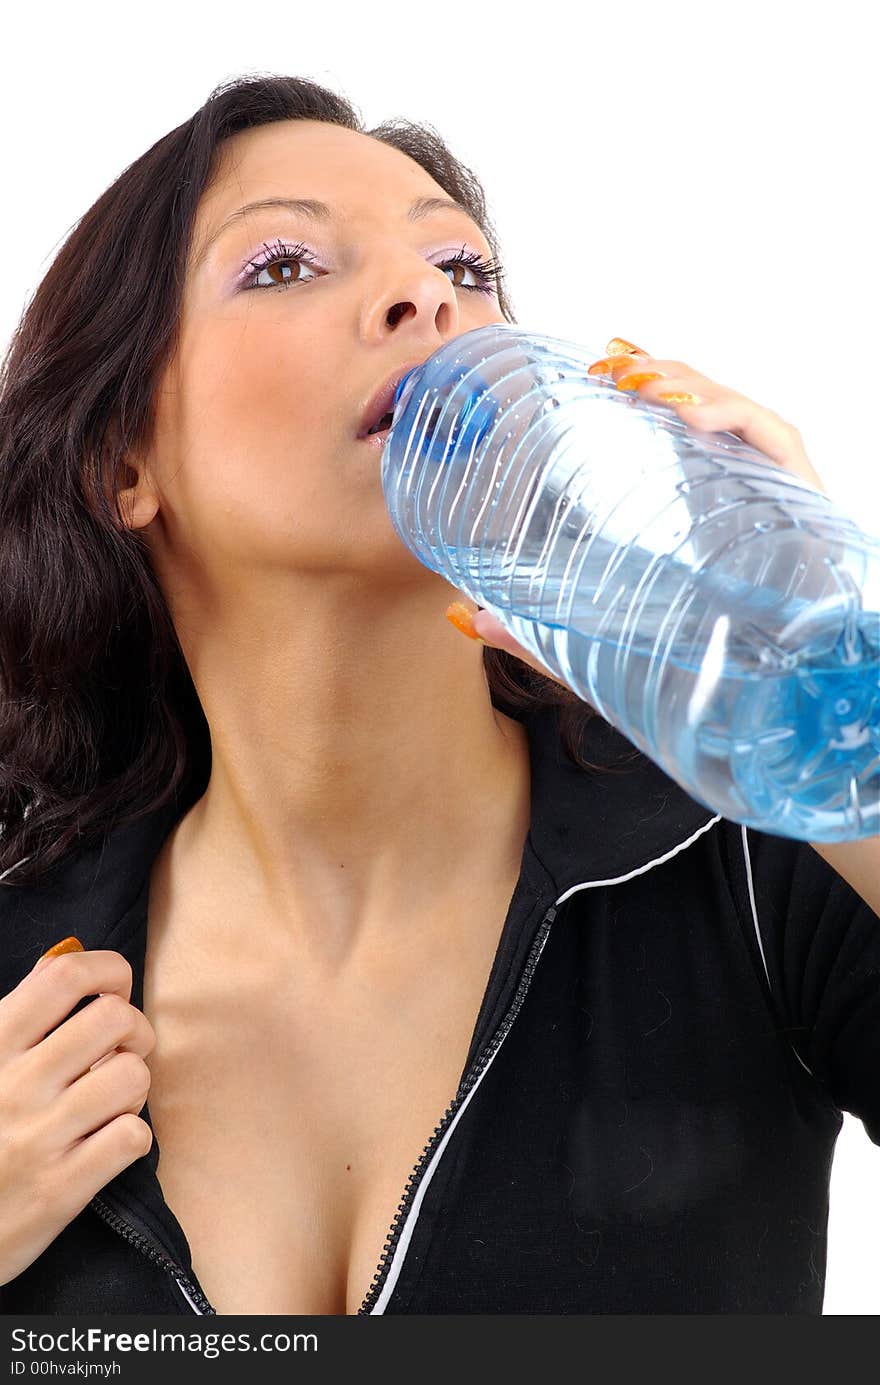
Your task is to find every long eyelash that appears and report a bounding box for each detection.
[241,238,506,295]
[241,238,316,288]
[441,243,506,295]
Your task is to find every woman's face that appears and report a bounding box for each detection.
[134,119,507,596]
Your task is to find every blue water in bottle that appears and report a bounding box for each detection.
[381,323,880,843]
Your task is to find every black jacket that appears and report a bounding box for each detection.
[1,704,878,1316]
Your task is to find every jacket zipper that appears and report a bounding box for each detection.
[357,901,558,1315]
[87,899,558,1319]
[90,1193,215,1315]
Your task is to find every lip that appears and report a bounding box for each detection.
[358,428,391,451]
[356,360,427,439]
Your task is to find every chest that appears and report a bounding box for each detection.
[141,896,511,1316]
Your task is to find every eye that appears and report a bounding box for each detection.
[435,245,505,296]
[241,239,319,291]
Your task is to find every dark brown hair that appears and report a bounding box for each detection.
[0,73,634,887]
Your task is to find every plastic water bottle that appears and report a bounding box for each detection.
[380,323,880,844]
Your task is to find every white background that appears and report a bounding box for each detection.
[1,0,877,1313]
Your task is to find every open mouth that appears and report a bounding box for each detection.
[367,411,394,436]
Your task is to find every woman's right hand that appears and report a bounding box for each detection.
[0,942,156,1287]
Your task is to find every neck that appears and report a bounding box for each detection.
[155,578,532,969]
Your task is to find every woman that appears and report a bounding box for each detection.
[0,73,877,1317]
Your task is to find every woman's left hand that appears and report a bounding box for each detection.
[445,335,829,683]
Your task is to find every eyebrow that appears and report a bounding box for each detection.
[193,194,482,268]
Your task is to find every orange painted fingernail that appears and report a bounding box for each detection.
[445,601,486,643]
[34,936,84,971]
[605,337,650,357]
[659,391,702,405]
[587,353,647,377]
[616,371,667,392]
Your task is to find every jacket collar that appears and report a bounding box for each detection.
[523,703,720,899]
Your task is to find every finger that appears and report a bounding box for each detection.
[470,609,513,648]
[586,339,654,374]
[62,1115,154,1200]
[614,359,703,386]
[29,991,155,1096]
[591,359,702,391]
[588,353,653,378]
[619,372,705,404]
[1,951,134,1057]
[470,611,568,688]
[619,374,787,445]
[605,338,651,358]
[680,402,825,488]
[615,373,828,491]
[34,937,84,969]
[445,600,483,641]
[614,370,670,392]
[46,1050,152,1151]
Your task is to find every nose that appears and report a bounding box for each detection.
[365,249,460,340]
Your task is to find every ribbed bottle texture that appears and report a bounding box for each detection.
[382,323,880,843]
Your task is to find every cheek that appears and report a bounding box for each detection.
[174,318,335,510]
[149,319,365,569]
[184,314,325,452]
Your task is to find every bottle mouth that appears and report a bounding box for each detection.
[393,365,424,415]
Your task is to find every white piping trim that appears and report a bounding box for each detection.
[555,812,723,904]
[373,815,724,1313]
[739,824,771,990]
[740,823,815,1079]
[175,1276,204,1314]
[371,922,555,1313]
